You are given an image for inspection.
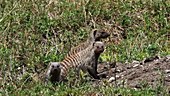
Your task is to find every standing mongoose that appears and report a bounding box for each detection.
[66,29,109,57]
[46,41,105,83]
[77,41,105,79]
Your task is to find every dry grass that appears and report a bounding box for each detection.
[0,0,169,95]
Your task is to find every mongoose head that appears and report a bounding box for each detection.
[93,41,105,54]
[92,29,110,41]
[49,62,61,74]
[46,62,61,83]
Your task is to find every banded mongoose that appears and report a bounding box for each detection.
[67,29,109,57]
[46,41,105,83]
[78,41,105,79]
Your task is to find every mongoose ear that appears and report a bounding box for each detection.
[92,29,98,37]
[92,42,95,47]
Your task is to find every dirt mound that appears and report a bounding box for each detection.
[96,55,170,89]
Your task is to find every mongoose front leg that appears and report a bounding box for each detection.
[77,65,100,79]
[87,66,100,79]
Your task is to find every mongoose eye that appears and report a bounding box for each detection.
[96,46,99,48]
[56,64,60,68]
[51,65,54,68]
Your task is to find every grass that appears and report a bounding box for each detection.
[0,0,169,95]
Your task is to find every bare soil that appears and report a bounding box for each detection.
[96,55,170,89]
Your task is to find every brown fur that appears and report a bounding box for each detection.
[46,41,105,83]
[77,41,105,79]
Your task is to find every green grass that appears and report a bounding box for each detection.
[0,0,169,95]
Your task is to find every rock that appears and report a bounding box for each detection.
[108,77,115,82]
[132,60,140,64]
[165,70,170,73]
[166,55,170,61]
[108,75,120,83]
[166,55,170,59]
[133,64,140,68]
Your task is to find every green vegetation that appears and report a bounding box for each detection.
[0,0,169,95]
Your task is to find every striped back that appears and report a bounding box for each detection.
[60,41,105,79]
[46,41,105,82]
